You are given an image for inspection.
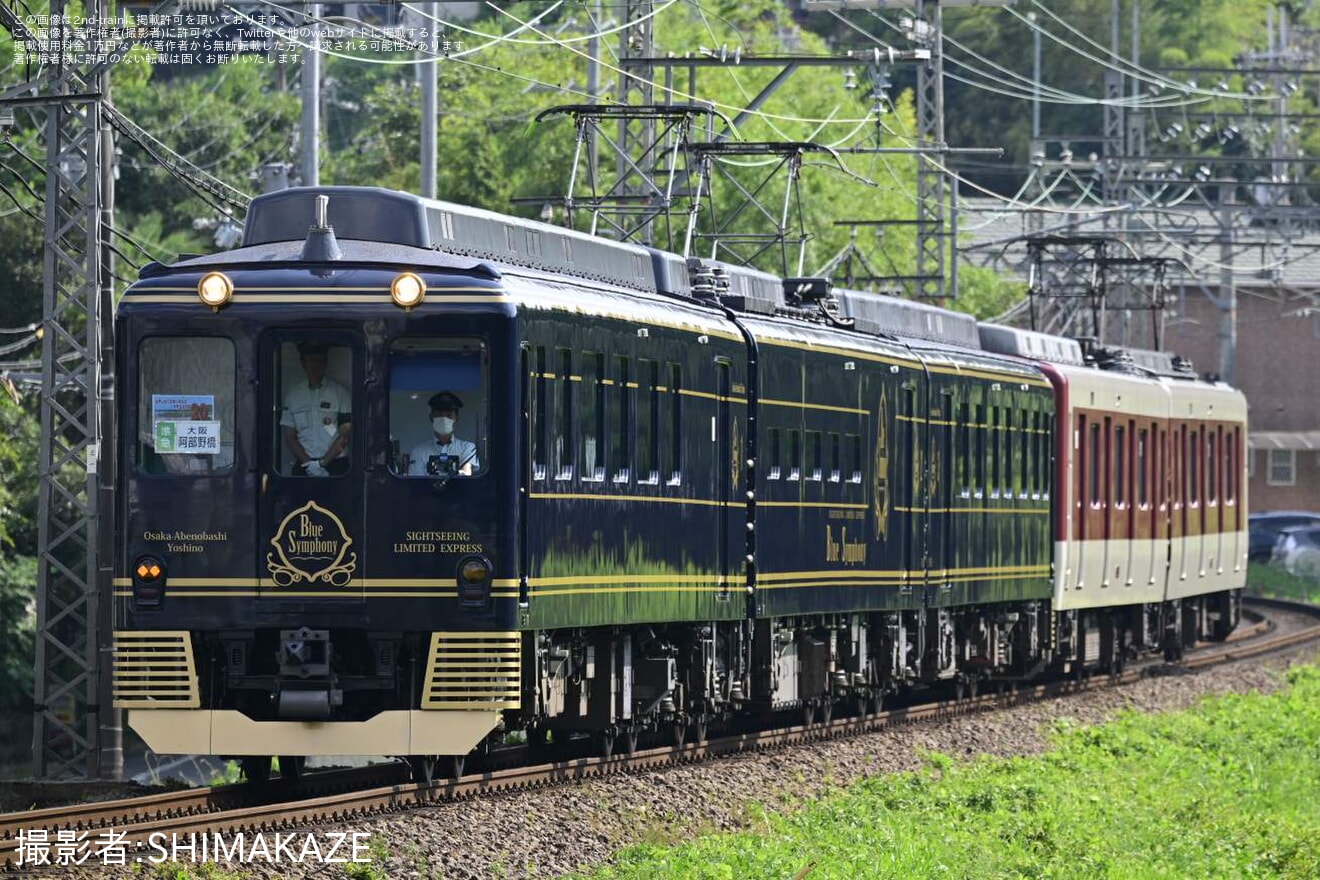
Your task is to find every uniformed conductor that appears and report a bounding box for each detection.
[408,391,479,476]
[280,342,352,476]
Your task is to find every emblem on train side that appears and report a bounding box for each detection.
[873,387,890,540]
[266,501,357,586]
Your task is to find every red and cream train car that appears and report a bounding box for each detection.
[980,326,1246,663]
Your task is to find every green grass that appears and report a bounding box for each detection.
[1248,562,1320,603]
[575,665,1320,880]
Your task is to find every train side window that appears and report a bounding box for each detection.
[1137,427,1149,507]
[612,355,632,483]
[808,431,823,481]
[1219,427,1230,501]
[788,430,801,481]
[1041,413,1052,499]
[849,434,863,484]
[1004,407,1015,497]
[1189,428,1200,506]
[768,428,782,480]
[554,348,573,481]
[829,433,842,483]
[530,346,547,480]
[1029,410,1041,497]
[389,338,488,478]
[1207,429,1218,505]
[1019,410,1030,498]
[990,406,1002,498]
[580,353,605,481]
[1088,420,1101,508]
[638,360,660,484]
[974,403,986,498]
[667,363,682,486]
[957,403,971,498]
[138,337,236,475]
[1114,423,1126,508]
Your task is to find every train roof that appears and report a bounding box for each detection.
[145,186,1211,387]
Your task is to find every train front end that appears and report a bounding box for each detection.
[112,188,520,767]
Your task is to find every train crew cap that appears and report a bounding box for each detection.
[297,341,330,356]
[428,391,463,412]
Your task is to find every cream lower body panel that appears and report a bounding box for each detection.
[1052,538,1167,611]
[1054,531,1247,611]
[128,709,500,757]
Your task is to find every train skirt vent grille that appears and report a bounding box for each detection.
[113,631,201,709]
[422,632,521,710]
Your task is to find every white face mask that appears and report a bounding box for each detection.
[433,416,455,435]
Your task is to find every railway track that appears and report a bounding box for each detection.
[3,595,1316,870]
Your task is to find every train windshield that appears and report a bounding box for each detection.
[137,336,236,474]
[388,337,489,478]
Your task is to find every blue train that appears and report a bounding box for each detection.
[112,186,1247,781]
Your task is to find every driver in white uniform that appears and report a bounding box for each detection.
[408,391,479,476]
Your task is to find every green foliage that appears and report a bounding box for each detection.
[0,393,40,556]
[576,664,1320,880]
[343,836,391,880]
[0,555,36,710]
[1249,563,1320,603]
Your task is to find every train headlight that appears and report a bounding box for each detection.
[457,555,492,607]
[390,272,426,309]
[197,272,234,309]
[133,555,166,607]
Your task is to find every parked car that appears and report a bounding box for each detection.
[1249,511,1320,562]
[1270,525,1320,579]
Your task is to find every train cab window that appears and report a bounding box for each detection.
[274,340,354,478]
[808,431,823,481]
[581,352,605,481]
[768,428,782,480]
[829,433,842,483]
[849,434,863,484]
[554,349,573,481]
[788,430,801,481]
[638,360,660,485]
[388,338,488,479]
[667,364,682,486]
[138,337,236,475]
[612,355,632,483]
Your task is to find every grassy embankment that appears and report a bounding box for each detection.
[1249,562,1320,603]
[577,664,1320,880]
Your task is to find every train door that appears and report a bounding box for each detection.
[257,331,366,602]
[716,359,734,601]
[897,369,930,598]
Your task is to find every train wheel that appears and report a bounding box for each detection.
[277,756,306,782]
[819,699,833,725]
[690,715,708,744]
[444,754,466,779]
[407,755,436,784]
[241,757,271,784]
[619,726,640,755]
[596,728,616,759]
[669,720,686,749]
[802,702,817,726]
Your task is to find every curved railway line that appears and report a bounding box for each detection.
[4,595,1318,870]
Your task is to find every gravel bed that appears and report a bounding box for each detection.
[46,642,1320,880]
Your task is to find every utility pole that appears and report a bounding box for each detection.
[300,3,321,186]
[5,0,120,777]
[420,1,438,198]
[914,0,947,301]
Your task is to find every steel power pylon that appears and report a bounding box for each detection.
[0,0,121,777]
